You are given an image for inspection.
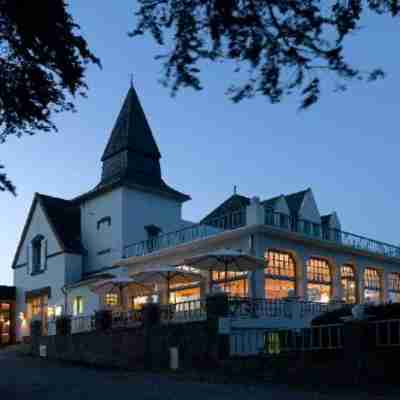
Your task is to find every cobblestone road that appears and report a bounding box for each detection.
[0,349,397,399]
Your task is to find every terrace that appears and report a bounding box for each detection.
[123,204,400,260]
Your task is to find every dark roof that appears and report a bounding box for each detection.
[12,193,83,268]
[201,194,250,224]
[321,214,331,224]
[263,195,282,209]
[74,175,190,203]
[285,189,309,216]
[95,85,190,203]
[39,194,83,253]
[101,85,161,161]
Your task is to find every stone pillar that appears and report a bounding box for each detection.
[383,269,390,303]
[296,256,307,300]
[206,293,230,361]
[331,260,342,301]
[246,197,264,226]
[357,265,365,304]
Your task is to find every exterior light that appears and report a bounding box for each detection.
[19,312,25,321]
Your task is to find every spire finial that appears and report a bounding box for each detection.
[233,185,237,195]
[130,73,134,88]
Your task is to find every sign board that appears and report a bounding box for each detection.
[218,318,231,334]
[39,345,47,358]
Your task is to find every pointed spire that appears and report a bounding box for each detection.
[101,85,161,162]
[97,84,190,202]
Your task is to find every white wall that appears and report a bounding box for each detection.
[14,253,67,340]
[14,200,61,267]
[122,187,183,248]
[80,188,124,274]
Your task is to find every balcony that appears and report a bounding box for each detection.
[122,206,400,261]
[123,208,246,258]
[264,209,400,259]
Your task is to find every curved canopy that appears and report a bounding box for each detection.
[183,249,264,272]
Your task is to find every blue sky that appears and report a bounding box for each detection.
[1,2,399,285]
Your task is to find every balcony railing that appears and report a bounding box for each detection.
[123,208,246,258]
[265,209,400,259]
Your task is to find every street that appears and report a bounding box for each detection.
[0,349,397,399]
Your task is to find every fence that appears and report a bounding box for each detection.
[368,319,400,347]
[123,209,246,258]
[162,299,207,323]
[230,323,344,356]
[228,297,333,321]
[264,209,400,259]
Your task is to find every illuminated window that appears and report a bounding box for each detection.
[307,258,331,303]
[389,272,400,303]
[169,286,201,304]
[73,296,84,316]
[341,265,357,304]
[364,268,382,304]
[265,251,296,299]
[211,270,247,297]
[105,293,119,306]
[130,295,159,310]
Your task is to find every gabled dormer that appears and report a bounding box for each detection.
[285,188,321,224]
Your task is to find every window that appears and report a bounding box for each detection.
[388,272,400,303]
[265,251,296,299]
[105,293,119,306]
[73,296,84,316]
[31,235,44,274]
[364,268,382,304]
[169,286,201,304]
[341,265,357,304]
[211,270,247,297]
[307,258,331,303]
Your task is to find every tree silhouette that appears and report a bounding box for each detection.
[132,0,397,108]
[0,0,99,194]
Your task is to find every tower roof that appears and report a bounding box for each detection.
[101,85,161,162]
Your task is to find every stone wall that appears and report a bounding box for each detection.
[31,321,212,370]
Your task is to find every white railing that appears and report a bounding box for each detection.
[229,297,292,319]
[228,297,332,320]
[279,324,344,351]
[300,301,330,318]
[162,299,207,323]
[111,310,143,328]
[71,316,94,334]
[230,323,344,356]
[370,319,400,347]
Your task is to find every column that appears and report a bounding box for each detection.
[331,260,342,301]
[356,264,365,304]
[296,255,307,300]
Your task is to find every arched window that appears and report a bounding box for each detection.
[265,250,296,299]
[364,268,382,304]
[211,271,247,297]
[341,265,357,304]
[307,258,331,303]
[388,272,400,303]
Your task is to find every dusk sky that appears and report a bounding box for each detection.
[1,2,399,285]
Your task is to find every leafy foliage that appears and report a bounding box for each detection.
[132,0,398,108]
[0,0,99,194]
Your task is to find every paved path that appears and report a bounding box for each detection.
[0,349,397,399]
